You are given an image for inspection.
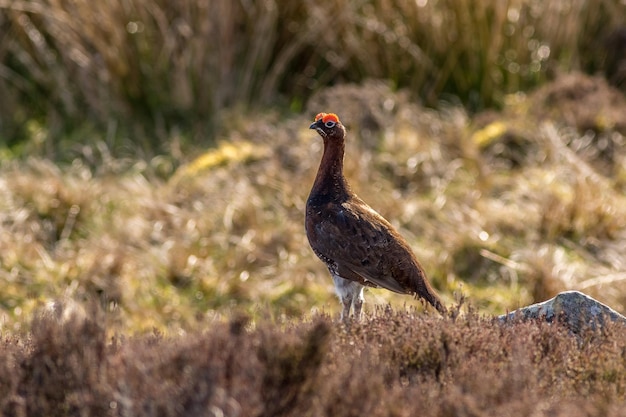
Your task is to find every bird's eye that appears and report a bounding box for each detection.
[325,120,336,128]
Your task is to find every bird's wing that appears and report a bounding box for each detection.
[313,201,417,294]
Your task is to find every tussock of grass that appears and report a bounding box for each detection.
[0,307,624,416]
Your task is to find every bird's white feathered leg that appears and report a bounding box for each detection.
[332,275,364,321]
[352,287,364,320]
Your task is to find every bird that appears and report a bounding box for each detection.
[305,112,446,321]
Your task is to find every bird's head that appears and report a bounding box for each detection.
[309,113,345,140]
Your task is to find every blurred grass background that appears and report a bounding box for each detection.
[1,0,625,156]
[0,0,625,333]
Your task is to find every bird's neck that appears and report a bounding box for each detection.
[310,139,351,200]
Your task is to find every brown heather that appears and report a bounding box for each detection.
[0,307,624,416]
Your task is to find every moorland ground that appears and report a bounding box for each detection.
[1,0,626,414]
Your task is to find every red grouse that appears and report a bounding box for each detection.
[306,112,446,320]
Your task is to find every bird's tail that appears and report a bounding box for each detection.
[416,280,447,316]
[429,293,448,316]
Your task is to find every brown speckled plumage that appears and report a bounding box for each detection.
[306,113,446,320]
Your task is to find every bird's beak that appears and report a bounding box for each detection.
[309,119,327,137]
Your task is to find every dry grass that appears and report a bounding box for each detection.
[0,74,625,335]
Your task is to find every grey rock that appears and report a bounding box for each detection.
[498,290,626,333]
